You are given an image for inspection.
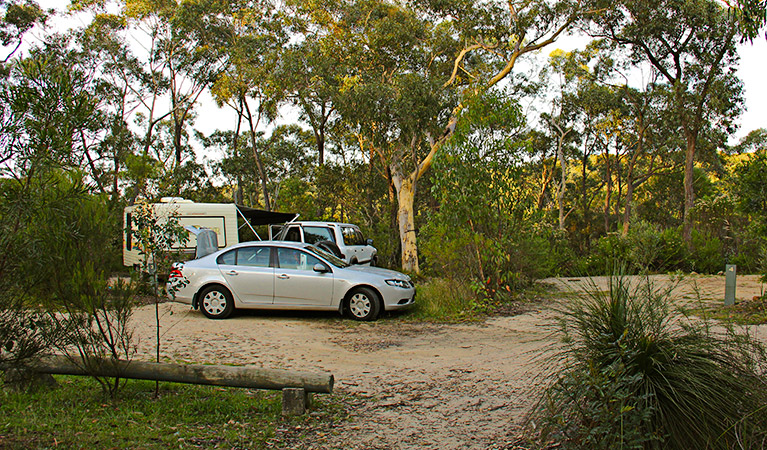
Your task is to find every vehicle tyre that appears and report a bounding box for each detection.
[199,285,234,319]
[317,240,342,258]
[344,287,381,321]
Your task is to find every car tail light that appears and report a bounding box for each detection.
[169,268,183,279]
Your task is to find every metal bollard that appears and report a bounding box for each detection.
[725,264,737,306]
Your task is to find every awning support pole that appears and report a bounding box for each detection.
[236,206,262,240]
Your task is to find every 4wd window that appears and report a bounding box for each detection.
[303,226,334,244]
[284,226,302,242]
[341,227,365,246]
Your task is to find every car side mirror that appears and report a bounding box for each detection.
[366,238,373,246]
[313,263,330,273]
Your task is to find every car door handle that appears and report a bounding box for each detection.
[277,274,289,279]
[226,270,238,276]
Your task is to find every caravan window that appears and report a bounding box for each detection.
[125,213,132,250]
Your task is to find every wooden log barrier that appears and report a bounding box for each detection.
[24,355,334,394]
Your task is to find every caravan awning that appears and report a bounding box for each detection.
[235,205,297,225]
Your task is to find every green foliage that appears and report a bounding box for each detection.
[423,91,558,291]
[408,278,486,322]
[19,172,136,396]
[0,179,55,367]
[129,201,189,278]
[538,362,659,449]
[532,274,767,449]
[731,149,767,277]
[583,223,730,275]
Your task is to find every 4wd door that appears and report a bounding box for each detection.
[340,226,373,264]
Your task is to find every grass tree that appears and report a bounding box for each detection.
[533,273,767,449]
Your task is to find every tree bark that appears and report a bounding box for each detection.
[391,171,419,273]
[682,131,696,243]
[243,97,272,211]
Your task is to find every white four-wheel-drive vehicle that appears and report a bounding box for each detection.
[167,241,414,321]
[269,221,377,266]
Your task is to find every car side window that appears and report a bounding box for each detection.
[277,248,324,271]
[342,227,365,246]
[284,226,302,242]
[217,249,236,265]
[303,226,334,244]
[236,246,271,267]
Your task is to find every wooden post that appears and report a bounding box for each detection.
[282,388,307,416]
[20,356,334,393]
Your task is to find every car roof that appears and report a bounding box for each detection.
[231,240,310,249]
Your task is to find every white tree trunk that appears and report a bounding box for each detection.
[392,171,419,273]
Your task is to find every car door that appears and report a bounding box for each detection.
[273,247,334,306]
[217,246,274,304]
[340,226,372,264]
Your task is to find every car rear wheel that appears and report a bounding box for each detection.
[345,287,380,321]
[199,285,234,319]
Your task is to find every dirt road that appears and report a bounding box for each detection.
[130,274,766,449]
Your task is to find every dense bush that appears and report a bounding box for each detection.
[531,274,767,449]
[581,222,730,275]
[421,91,560,293]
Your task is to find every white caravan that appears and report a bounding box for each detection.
[122,198,296,267]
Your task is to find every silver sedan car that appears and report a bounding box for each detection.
[166,241,415,321]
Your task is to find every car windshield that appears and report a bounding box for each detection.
[306,244,349,268]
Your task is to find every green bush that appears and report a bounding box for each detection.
[688,229,724,274]
[531,274,767,449]
[584,233,632,275]
[408,278,484,321]
[581,224,729,275]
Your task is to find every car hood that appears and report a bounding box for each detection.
[345,265,410,280]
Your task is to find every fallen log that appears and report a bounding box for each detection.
[23,355,334,394]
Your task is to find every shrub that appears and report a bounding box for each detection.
[531,273,767,449]
[584,234,632,275]
[408,278,483,321]
[688,229,724,274]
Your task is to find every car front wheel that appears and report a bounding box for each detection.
[345,287,381,321]
[199,285,234,319]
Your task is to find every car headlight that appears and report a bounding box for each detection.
[386,279,411,289]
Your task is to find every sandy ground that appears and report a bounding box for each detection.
[130,274,767,449]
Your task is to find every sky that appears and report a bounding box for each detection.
[23,2,767,149]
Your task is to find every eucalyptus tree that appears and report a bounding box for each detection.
[70,0,233,202]
[124,0,231,168]
[539,49,583,231]
[306,0,588,273]
[275,20,344,166]
[1,0,47,66]
[209,0,289,211]
[585,0,744,244]
[719,0,766,40]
